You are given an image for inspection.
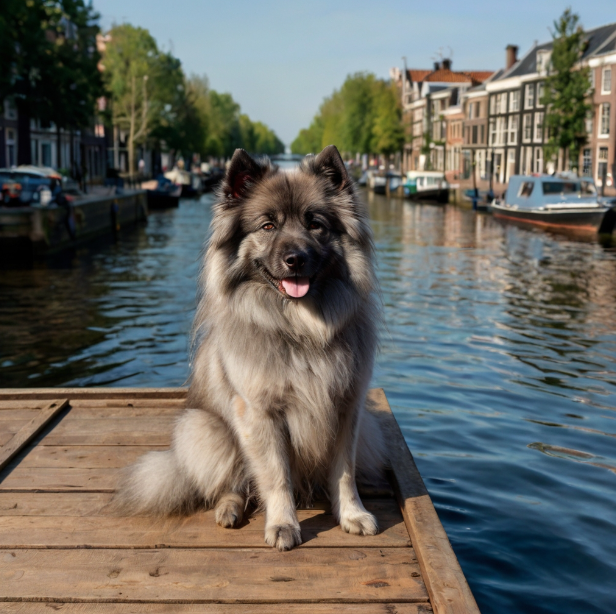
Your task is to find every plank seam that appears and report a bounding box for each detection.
[0,400,70,473]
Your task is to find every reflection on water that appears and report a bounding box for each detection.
[2,191,616,613]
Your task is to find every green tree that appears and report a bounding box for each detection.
[291,72,403,158]
[0,0,103,167]
[541,8,592,172]
[371,80,404,156]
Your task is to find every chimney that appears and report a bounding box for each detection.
[506,45,518,70]
[442,58,452,70]
[434,61,440,71]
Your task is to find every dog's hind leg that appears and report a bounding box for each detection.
[174,408,246,509]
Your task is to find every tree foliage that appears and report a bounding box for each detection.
[541,8,592,170]
[102,25,284,171]
[1,0,103,165]
[291,72,403,157]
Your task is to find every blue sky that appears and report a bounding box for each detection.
[97,0,613,145]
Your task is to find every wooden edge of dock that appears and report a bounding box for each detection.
[0,387,480,614]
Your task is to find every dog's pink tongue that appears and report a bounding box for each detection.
[281,277,310,298]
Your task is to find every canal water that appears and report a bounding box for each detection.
[1,191,616,613]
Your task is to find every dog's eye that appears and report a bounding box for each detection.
[308,221,322,230]
[262,223,275,231]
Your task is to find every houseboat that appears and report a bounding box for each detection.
[492,175,616,236]
[403,171,449,203]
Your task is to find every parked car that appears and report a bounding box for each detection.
[0,166,63,206]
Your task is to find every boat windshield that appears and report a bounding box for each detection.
[580,180,596,195]
[542,181,581,195]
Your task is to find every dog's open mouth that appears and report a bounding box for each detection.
[279,277,310,298]
[258,265,312,299]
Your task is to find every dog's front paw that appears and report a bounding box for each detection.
[264,524,302,551]
[340,511,379,536]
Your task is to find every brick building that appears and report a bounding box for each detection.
[397,61,493,176]
[461,22,616,196]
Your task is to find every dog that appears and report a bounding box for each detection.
[114,145,385,551]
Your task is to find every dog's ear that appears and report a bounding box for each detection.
[222,149,267,201]
[313,145,350,192]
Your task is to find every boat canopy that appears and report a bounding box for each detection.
[505,175,599,209]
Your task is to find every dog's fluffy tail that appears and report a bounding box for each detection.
[113,450,197,515]
[113,408,245,516]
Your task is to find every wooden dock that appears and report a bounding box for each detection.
[0,387,480,613]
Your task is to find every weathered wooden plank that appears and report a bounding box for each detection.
[0,500,409,549]
[0,492,113,516]
[0,467,119,491]
[66,404,184,417]
[0,401,69,472]
[0,388,187,400]
[369,389,480,614]
[0,410,41,421]
[69,398,187,408]
[0,547,428,603]
[0,423,30,447]
[39,417,174,446]
[0,401,50,410]
[2,603,432,613]
[12,445,167,468]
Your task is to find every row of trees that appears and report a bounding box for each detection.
[0,2,283,173]
[104,24,284,175]
[291,73,404,158]
[1,0,102,167]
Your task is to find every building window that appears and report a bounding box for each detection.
[582,148,592,176]
[525,84,535,109]
[480,124,485,144]
[602,67,612,94]
[4,99,17,120]
[536,82,545,107]
[500,94,507,114]
[523,114,532,142]
[534,147,543,174]
[475,101,481,118]
[489,95,496,115]
[41,143,52,167]
[31,139,39,165]
[589,69,595,92]
[598,147,608,183]
[472,125,478,144]
[508,115,519,145]
[509,90,520,112]
[534,112,544,142]
[496,117,507,145]
[6,129,16,167]
[585,110,593,134]
[489,119,496,145]
[599,103,611,136]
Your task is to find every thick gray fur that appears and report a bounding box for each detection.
[114,145,385,550]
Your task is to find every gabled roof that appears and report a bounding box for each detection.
[407,67,493,86]
[497,21,616,81]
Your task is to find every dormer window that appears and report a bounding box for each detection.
[536,50,551,76]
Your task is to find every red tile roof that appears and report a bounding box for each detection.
[407,68,493,86]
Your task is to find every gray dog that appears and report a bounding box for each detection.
[115,145,384,551]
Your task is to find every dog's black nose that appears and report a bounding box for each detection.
[284,251,306,271]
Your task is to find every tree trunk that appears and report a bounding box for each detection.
[56,123,62,170]
[128,74,136,178]
[16,99,32,166]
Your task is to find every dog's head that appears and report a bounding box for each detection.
[203,145,375,334]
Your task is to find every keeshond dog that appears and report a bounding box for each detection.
[115,145,384,551]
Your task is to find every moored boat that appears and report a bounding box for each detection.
[403,171,449,203]
[492,175,616,236]
[144,176,182,209]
